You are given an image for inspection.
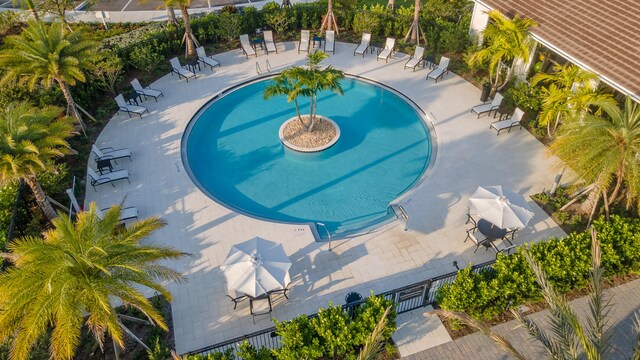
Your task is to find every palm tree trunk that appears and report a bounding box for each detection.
[24,176,57,220]
[180,5,196,58]
[56,79,87,136]
[166,6,177,24]
[580,185,600,215]
[607,163,625,205]
[387,0,395,11]
[24,0,39,21]
[404,0,421,44]
[293,99,304,125]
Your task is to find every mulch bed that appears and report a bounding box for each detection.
[282,116,337,148]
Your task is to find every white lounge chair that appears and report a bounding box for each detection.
[95,205,139,222]
[169,57,196,82]
[114,94,148,118]
[490,108,525,135]
[354,33,371,57]
[130,78,163,102]
[426,56,450,82]
[298,30,310,54]
[196,46,221,69]
[377,37,395,62]
[240,34,257,58]
[263,30,277,54]
[404,46,425,71]
[471,93,504,118]
[92,145,131,163]
[324,30,335,54]
[87,168,130,191]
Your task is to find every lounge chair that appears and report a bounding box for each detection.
[464,228,489,253]
[377,37,395,62]
[227,290,248,310]
[91,144,131,163]
[324,30,335,54]
[404,46,425,71]
[354,33,371,57]
[489,238,516,258]
[87,168,130,191]
[426,56,450,82]
[114,94,148,118]
[490,108,524,135]
[298,30,310,54]
[130,79,163,102]
[250,296,272,324]
[471,93,504,118]
[196,46,221,69]
[239,34,257,58]
[169,57,196,82]
[263,30,277,54]
[95,205,139,222]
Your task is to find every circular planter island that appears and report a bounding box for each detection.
[279,115,341,153]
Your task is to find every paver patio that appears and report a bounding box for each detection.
[85,41,569,354]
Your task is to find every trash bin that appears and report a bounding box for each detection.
[480,83,491,102]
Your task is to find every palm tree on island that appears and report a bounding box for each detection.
[264,51,345,133]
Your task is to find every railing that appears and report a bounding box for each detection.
[316,222,332,251]
[255,62,262,75]
[389,203,408,231]
[183,259,496,358]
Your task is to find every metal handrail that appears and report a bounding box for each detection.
[266,59,272,72]
[316,222,332,251]
[255,62,262,75]
[389,203,409,231]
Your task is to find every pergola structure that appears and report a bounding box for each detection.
[469,0,640,103]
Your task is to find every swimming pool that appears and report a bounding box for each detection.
[183,76,433,239]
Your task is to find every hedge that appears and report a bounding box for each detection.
[435,215,640,319]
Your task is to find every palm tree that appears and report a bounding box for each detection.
[437,229,640,359]
[18,0,40,20]
[264,51,345,132]
[531,63,616,136]
[404,0,424,44]
[319,0,338,33]
[163,0,197,57]
[0,204,187,360]
[0,102,75,221]
[468,10,536,94]
[0,21,97,135]
[550,97,640,216]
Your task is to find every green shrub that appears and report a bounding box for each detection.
[183,349,234,360]
[506,81,542,115]
[264,9,292,36]
[352,10,381,37]
[352,292,397,345]
[274,316,323,360]
[218,13,244,42]
[147,337,171,360]
[435,267,500,319]
[128,44,165,75]
[237,341,275,360]
[0,11,18,37]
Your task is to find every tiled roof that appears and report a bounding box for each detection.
[477,0,640,101]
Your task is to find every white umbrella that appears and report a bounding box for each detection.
[220,237,292,298]
[469,186,534,229]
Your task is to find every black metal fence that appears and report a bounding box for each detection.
[184,259,496,358]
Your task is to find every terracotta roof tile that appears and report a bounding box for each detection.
[479,0,640,100]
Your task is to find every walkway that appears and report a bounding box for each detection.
[404,279,640,359]
[86,41,568,354]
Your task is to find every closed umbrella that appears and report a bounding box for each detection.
[220,237,291,298]
[469,186,534,229]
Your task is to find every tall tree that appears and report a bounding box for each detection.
[0,102,75,220]
[404,0,424,44]
[551,97,640,215]
[320,0,339,33]
[468,10,536,94]
[163,0,197,57]
[0,204,187,360]
[438,230,640,360]
[532,63,616,136]
[0,21,98,135]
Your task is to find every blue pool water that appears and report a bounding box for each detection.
[183,77,432,238]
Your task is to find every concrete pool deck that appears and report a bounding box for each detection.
[85,41,569,354]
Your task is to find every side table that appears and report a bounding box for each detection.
[96,159,113,175]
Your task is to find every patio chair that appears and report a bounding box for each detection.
[196,46,221,69]
[471,93,504,118]
[169,57,196,82]
[87,168,130,191]
[250,296,272,324]
[240,34,257,58]
[404,46,425,71]
[426,56,450,83]
[298,30,310,54]
[465,213,478,231]
[270,285,290,299]
[464,228,489,253]
[114,94,148,118]
[130,78,163,102]
[91,144,131,164]
[95,205,139,222]
[490,108,525,135]
[324,30,335,54]
[377,37,395,62]
[489,238,516,259]
[227,290,249,310]
[354,33,371,57]
[263,30,277,54]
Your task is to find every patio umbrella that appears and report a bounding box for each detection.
[220,237,292,298]
[469,186,534,229]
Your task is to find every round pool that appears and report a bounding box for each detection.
[182,76,433,238]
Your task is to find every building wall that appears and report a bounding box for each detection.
[469,2,490,44]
